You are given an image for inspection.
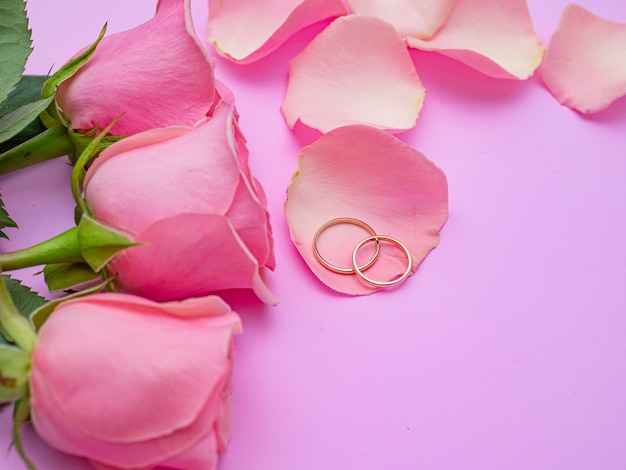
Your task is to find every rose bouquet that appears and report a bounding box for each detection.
[1,0,625,469]
[0,1,275,468]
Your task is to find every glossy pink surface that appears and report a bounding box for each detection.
[1,1,625,469]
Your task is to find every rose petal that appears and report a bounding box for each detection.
[226,177,275,269]
[284,125,448,295]
[60,292,241,321]
[56,0,216,135]
[109,213,278,305]
[407,0,545,79]
[541,4,626,113]
[281,15,426,133]
[344,0,455,40]
[157,431,219,470]
[228,119,276,269]
[32,368,228,468]
[207,0,347,63]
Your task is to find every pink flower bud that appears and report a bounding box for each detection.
[30,292,242,469]
[56,0,218,136]
[83,102,277,304]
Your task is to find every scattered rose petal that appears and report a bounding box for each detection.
[207,0,347,63]
[541,4,626,113]
[407,0,545,79]
[284,125,448,295]
[281,15,426,134]
[344,0,455,40]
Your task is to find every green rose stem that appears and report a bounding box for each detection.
[0,226,82,272]
[0,125,74,175]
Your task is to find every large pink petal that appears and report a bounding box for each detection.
[57,291,241,321]
[109,213,278,305]
[56,0,216,135]
[225,177,275,269]
[407,0,544,79]
[32,368,229,468]
[157,431,219,470]
[344,0,455,40]
[541,4,626,113]
[281,15,425,133]
[207,0,347,63]
[226,119,276,269]
[284,125,448,295]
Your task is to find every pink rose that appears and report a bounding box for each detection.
[83,102,277,304]
[29,292,242,470]
[56,0,218,136]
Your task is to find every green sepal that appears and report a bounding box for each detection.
[0,273,37,354]
[0,0,32,106]
[12,398,37,470]
[0,75,48,153]
[68,128,125,164]
[0,217,134,274]
[0,345,29,403]
[43,262,101,292]
[30,278,109,331]
[40,23,107,128]
[0,124,74,176]
[71,118,119,215]
[77,215,137,272]
[0,95,54,145]
[0,274,43,348]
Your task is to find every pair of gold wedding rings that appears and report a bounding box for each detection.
[313,218,412,288]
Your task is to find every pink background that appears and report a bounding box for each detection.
[1,0,626,468]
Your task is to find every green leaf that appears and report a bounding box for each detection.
[0,75,47,153]
[0,0,32,106]
[2,274,45,318]
[0,95,53,144]
[43,262,101,292]
[0,75,46,113]
[40,23,107,127]
[0,344,29,403]
[0,190,18,240]
[77,216,138,272]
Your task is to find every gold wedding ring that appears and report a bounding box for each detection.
[351,235,412,287]
[313,217,380,274]
[313,217,412,288]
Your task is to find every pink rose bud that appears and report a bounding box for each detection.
[30,292,242,470]
[83,102,277,304]
[56,0,218,136]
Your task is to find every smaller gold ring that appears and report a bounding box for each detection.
[352,235,412,287]
[314,218,380,274]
